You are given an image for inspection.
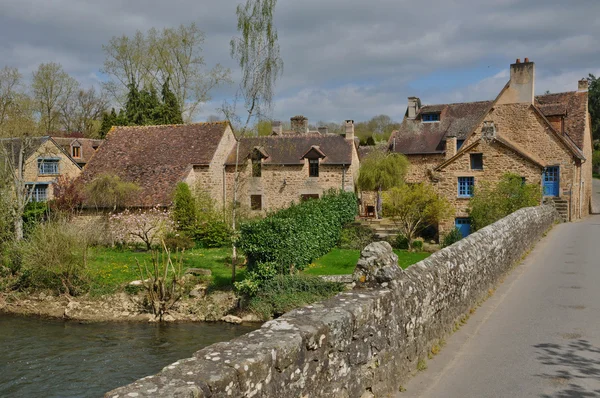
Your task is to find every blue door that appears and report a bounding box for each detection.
[455,218,471,238]
[543,166,559,197]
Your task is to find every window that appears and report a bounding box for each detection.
[252,158,261,177]
[250,195,262,210]
[457,139,465,150]
[458,177,474,197]
[26,183,48,202]
[301,194,319,202]
[309,158,319,177]
[72,146,81,158]
[38,159,59,175]
[470,153,483,170]
[422,113,440,122]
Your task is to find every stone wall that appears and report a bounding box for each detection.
[106,205,558,398]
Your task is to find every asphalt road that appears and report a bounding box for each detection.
[399,215,600,398]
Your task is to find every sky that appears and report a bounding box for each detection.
[1,0,599,124]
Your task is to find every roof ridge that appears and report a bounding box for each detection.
[111,121,229,130]
[421,99,493,108]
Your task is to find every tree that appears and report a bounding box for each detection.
[72,87,108,137]
[99,108,121,138]
[83,173,140,211]
[0,67,23,126]
[224,0,284,283]
[357,147,408,218]
[383,183,453,248]
[354,115,400,143]
[159,78,184,125]
[468,173,541,231]
[110,207,174,250]
[31,62,79,133]
[587,74,600,141]
[102,23,231,121]
[48,175,83,217]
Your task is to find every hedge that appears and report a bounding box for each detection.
[239,190,358,272]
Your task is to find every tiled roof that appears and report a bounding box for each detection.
[536,91,588,149]
[51,137,104,165]
[81,122,230,207]
[225,133,354,166]
[389,101,492,155]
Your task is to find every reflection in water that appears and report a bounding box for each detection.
[0,314,258,398]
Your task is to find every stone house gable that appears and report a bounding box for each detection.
[1,136,82,202]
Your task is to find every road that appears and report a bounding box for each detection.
[399,205,600,397]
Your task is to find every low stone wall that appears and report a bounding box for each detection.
[106,206,558,398]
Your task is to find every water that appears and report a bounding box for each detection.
[0,314,258,398]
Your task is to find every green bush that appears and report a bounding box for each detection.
[234,261,278,296]
[246,274,345,320]
[411,238,424,251]
[163,232,195,251]
[22,202,49,235]
[19,220,89,295]
[394,234,409,250]
[442,228,463,248]
[338,223,375,250]
[468,173,541,231]
[172,183,196,231]
[193,220,232,248]
[239,190,358,272]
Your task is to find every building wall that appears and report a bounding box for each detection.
[225,160,354,214]
[581,103,593,217]
[405,154,445,183]
[436,139,542,234]
[22,140,82,200]
[185,125,237,210]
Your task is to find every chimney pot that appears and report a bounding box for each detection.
[524,57,529,63]
[516,58,521,64]
[578,79,589,92]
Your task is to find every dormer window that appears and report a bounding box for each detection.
[422,113,440,122]
[309,159,319,177]
[72,145,81,158]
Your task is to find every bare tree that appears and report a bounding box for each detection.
[32,62,79,133]
[0,67,23,126]
[73,87,109,136]
[224,0,283,282]
[102,23,231,121]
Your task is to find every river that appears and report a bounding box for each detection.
[0,314,259,397]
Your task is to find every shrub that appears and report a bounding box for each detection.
[234,261,278,296]
[338,223,375,250]
[394,234,409,250]
[172,183,196,231]
[110,207,175,250]
[239,190,358,272]
[411,238,424,251]
[442,228,463,248]
[246,275,345,320]
[20,220,89,295]
[468,173,540,231]
[163,232,195,251]
[22,201,49,236]
[48,175,83,217]
[193,220,232,248]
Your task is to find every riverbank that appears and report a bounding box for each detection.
[0,290,260,323]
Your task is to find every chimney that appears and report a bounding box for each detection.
[507,58,535,104]
[445,134,457,160]
[344,120,354,140]
[272,120,283,135]
[318,126,329,135]
[290,115,308,134]
[578,79,589,92]
[407,97,421,119]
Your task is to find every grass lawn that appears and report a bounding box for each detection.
[87,247,244,296]
[303,248,430,276]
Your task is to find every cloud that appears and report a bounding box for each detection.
[0,0,599,122]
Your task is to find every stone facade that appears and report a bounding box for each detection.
[9,137,82,201]
[106,205,558,398]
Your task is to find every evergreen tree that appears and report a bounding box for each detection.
[125,82,144,125]
[160,78,184,124]
[99,108,119,138]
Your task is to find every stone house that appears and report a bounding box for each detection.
[80,122,236,208]
[0,136,83,202]
[51,134,104,168]
[385,59,592,236]
[224,116,360,213]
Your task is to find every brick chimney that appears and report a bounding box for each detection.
[345,120,354,140]
[445,134,457,160]
[505,58,535,104]
[272,120,283,135]
[578,79,589,92]
[290,115,308,134]
[407,97,421,119]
